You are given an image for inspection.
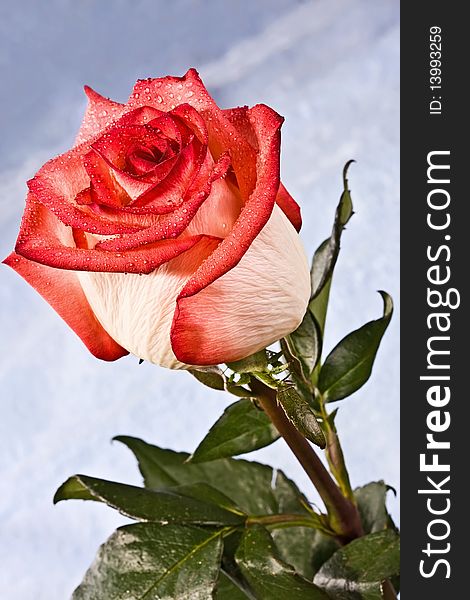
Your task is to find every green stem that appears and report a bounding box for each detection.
[252,380,363,543]
[319,401,355,502]
[246,513,327,531]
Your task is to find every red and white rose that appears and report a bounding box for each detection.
[5,69,310,368]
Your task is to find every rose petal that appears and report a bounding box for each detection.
[223,106,258,149]
[84,149,135,208]
[75,86,127,146]
[95,152,232,251]
[77,236,221,368]
[170,206,310,365]
[3,252,127,361]
[129,136,205,211]
[15,194,218,274]
[169,103,209,145]
[85,109,206,212]
[177,103,284,301]
[223,107,302,231]
[129,69,257,200]
[28,145,143,235]
[276,183,302,231]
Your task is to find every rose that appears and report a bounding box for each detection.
[5,69,310,368]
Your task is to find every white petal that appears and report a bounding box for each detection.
[171,205,311,364]
[78,205,310,369]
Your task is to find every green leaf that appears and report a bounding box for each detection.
[189,367,226,391]
[72,523,223,600]
[277,386,326,448]
[227,350,268,373]
[309,530,341,576]
[310,161,354,303]
[115,436,309,517]
[355,481,390,535]
[308,161,355,343]
[314,530,400,599]
[189,399,279,463]
[318,291,393,402]
[309,276,332,340]
[226,382,254,398]
[235,526,330,599]
[272,527,337,581]
[285,310,322,379]
[166,482,245,516]
[54,475,244,526]
[214,570,254,599]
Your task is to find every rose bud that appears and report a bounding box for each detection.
[4,69,310,369]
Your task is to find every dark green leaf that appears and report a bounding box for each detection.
[272,527,338,580]
[72,523,223,600]
[189,399,279,463]
[214,570,255,599]
[54,475,244,526]
[310,161,354,302]
[285,310,322,378]
[309,530,341,576]
[115,436,309,517]
[280,338,308,387]
[227,350,268,373]
[314,530,400,599]
[309,275,332,338]
[219,529,250,594]
[308,162,355,345]
[236,526,330,599]
[355,481,389,534]
[277,386,326,448]
[310,239,334,302]
[225,383,254,398]
[189,367,226,391]
[166,482,244,516]
[318,291,393,402]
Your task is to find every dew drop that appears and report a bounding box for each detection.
[156,95,163,103]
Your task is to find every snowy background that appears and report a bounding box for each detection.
[0,1,399,598]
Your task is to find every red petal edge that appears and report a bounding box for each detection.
[15,193,219,275]
[95,152,231,252]
[129,69,257,200]
[3,252,128,361]
[276,183,302,232]
[170,104,284,365]
[75,86,127,146]
[223,106,302,231]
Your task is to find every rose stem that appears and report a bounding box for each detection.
[252,379,363,543]
[382,579,398,600]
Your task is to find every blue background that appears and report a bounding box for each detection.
[0,1,399,597]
